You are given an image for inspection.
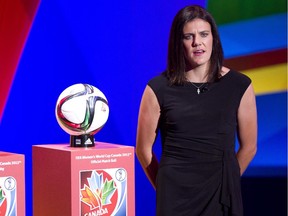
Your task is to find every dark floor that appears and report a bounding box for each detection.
[241,177,287,216]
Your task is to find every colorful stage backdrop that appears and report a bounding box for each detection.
[0,0,286,215]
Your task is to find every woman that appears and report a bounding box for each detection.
[136,5,257,216]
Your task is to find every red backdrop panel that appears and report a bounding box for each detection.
[0,0,40,121]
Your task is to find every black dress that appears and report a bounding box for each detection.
[148,70,251,216]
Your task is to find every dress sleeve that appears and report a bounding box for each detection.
[231,70,252,99]
[147,74,167,108]
[239,72,252,97]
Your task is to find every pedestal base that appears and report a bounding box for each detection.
[0,151,25,216]
[33,142,134,216]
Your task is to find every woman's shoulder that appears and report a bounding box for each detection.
[147,72,168,107]
[148,72,169,89]
[222,68,251,85]
[222,68,252,97]
[148,72,168,83]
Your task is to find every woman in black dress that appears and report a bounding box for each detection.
[136,5,257,216]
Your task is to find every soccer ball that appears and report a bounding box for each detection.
[55,83,109,136]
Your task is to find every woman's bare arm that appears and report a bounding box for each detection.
[136,85,161,189]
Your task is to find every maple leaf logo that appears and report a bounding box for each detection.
[0,187,7,214]
[0,187,5,206]
[80,171,116,210]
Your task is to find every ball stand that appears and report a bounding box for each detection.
[70,134,95,147]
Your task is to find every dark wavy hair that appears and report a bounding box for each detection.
[165,5,224,84]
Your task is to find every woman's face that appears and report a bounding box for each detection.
[182,18,213,70]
